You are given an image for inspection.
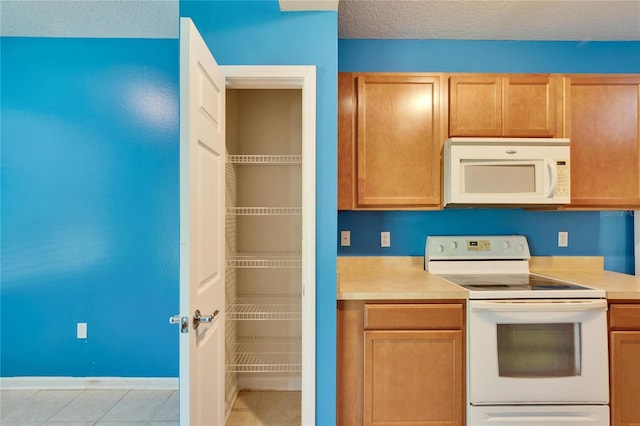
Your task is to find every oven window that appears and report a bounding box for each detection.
[496,323,581,377]
[464,164,536,193]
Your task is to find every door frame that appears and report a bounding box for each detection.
[635,210,639,275]
[222,65,317,425]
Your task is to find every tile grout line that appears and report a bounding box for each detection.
[149,389,176,422]
[95,389,130,423]
[43,388,86,423]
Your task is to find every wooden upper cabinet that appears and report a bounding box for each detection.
[565,75,640,207]
[357,74,443,208]
[449,74,561,137]
[338,73,356,210]
[338,73,445,210]
[504,75,561,137]
[449,75,502,136]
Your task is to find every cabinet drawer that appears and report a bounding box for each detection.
[610,304,640,330]
[364,303,464,330]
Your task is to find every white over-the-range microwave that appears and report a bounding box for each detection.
[444,137,571,206]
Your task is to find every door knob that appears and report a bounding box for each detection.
[192,309,220,329]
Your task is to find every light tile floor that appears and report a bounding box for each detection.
[0,389,178,426]
[1,389,300,426]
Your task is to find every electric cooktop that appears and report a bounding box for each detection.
[437,272,604,299]
[438,273,595,292]
[425,235,606,299]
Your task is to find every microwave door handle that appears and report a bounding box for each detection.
[545,159,558,198]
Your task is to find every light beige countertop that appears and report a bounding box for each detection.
[337,256,466,300]
[338,256,640,301]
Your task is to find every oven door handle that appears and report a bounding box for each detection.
[478,413,605,423]
[471,299,607,312]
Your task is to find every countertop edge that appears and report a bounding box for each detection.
[338,256,640,301]
[337,291,468,301]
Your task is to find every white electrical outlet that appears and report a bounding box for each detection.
[558,231,569,247]
[381,231,391,248]
[340,230,351,247]
[77,323,87,339]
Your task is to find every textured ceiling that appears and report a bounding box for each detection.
[2,0,638,41]
[0,0,179,38]
[338,0,640,40]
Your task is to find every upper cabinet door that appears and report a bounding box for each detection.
[449,75,502,136]
[565,75,640,207]
[503,75,560,137]
[449,74,561,137]
[355,74,444,208]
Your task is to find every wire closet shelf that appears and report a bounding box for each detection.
[227,336,302,373]
[227,154,302,165]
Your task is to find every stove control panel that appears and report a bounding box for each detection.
[425,235,530,260]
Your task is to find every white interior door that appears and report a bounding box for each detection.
[179,17,226,426]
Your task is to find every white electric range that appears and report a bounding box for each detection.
[425,234,605,299]
[425,235,610,426]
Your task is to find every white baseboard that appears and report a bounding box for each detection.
[0,377,178,390]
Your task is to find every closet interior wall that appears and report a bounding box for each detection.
[224,89,303,417]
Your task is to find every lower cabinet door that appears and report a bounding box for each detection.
[610,331,640,426]
[364,330,464,426]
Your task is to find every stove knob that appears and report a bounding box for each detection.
[436,245,444,253]
[516,244,524,253]
[449,242,458,250]
[502,241,511,249]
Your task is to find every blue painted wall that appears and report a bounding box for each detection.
[339,39,640,73]
[1,37,180,376]
[338,39,639,275]
[178,3,337,423]
[1,3,338,425]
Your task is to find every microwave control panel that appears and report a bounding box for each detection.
[555,160,570,197]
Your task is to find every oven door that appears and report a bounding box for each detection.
[468,299,609,405]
